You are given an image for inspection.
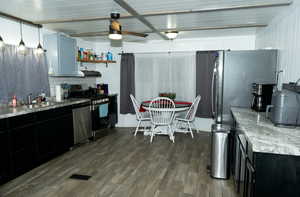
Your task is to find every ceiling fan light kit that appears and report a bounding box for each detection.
[165,31,179,39]
[109,25,122,40]
[109,32,122,40]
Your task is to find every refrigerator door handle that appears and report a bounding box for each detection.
[211,62,217,118]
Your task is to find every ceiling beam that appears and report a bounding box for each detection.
[160,23,268,32]
[35,15,134,24]
[142,1,293,17]
[70,23,267,37]
[0,11,42,28]
[113,0,169,40]
[34,1,292,24]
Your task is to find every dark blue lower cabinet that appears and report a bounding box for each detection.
[55,114,74,154]
[0,127,11,184]
[233,134,300,197]
[254,153,300,197]
[36,119,59,164]
[11,125,36,177]
[0,108,74,185]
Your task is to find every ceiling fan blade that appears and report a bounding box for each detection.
[70,32,108,37]
[122,31,148,38]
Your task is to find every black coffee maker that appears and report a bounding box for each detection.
[251,83,275,112]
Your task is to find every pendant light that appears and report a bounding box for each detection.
[18,22,26,52]
[0,35,5,48]
[35,27,44,54]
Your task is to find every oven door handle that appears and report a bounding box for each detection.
[92,102,110,111]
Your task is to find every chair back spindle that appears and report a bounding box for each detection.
[149,97,175,125]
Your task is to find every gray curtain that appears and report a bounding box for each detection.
[196,51,218,118]
[120,53,135,114]
[0,44,50,104]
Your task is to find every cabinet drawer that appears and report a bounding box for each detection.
[9,114,36,128]
[72,102,90,109]
[36,106,72,121]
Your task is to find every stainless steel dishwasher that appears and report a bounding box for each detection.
[72,102,92,144]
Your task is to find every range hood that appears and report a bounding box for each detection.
[80,70,102,77]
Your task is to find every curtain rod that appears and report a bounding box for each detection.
[118,50,197,55]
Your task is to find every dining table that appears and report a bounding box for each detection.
[140,100,192,112]
[140,100,192,136]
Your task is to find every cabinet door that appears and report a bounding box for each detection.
[36,119,57,164]
[58,34,77,75]
[56,114,74,153]
[233,134,241,191]
[244,158,255,197]
[11,125,36,177]
[0,130,11,184]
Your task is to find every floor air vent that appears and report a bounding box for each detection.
[69,174,92,181]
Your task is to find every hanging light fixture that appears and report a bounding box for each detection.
[108,26,122,40]
[0,35,5,48]
[18,22,26,52]
[35,27,44,54]
[165,31,179,40]
[108,13,122,40]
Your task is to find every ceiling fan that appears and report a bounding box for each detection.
[108,12,148,40]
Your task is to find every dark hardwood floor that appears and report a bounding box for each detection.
[0,128,237,197]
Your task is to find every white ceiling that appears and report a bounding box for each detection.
[126,0,291,14]
[145,7,284,30]
[0,0,129,21]
[0,0,292,42]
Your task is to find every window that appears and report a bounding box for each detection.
[135,52,196,102]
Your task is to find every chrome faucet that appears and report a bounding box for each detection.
[27,93,32,105]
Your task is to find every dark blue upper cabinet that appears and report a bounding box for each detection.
[44,33,79,76]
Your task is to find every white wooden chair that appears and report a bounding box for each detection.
[130,94,150,136]
[148,97,176,143]
[175,95,201,138]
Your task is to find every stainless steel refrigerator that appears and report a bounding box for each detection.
[212,50,278,125]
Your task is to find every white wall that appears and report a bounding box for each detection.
[93,35,256,131]
[255,2,300,86]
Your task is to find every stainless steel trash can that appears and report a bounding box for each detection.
[210,124,231,179]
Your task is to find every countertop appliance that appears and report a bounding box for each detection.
[72,102,92,144]
[266,89,300,127]
[251,83,275,112]
[211,50,278,125]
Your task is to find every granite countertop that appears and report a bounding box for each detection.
[231,107,300,156]
[0,98,91,120]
